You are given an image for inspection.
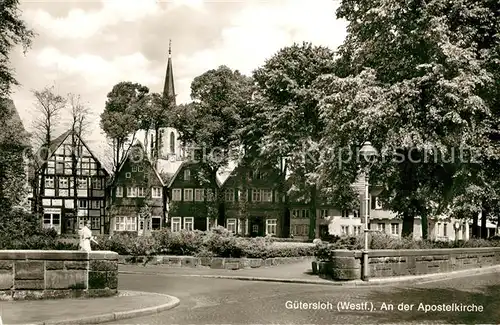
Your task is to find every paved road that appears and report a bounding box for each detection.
[108,271,500,324]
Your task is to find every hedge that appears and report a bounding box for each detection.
[315,233,500,260]
[93,227,316,258]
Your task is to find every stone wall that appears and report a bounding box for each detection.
[315,247,500,281]
[119,255,313,270]
[0,250,118,300]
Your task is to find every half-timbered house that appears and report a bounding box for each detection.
[109,142,166,236]
[29,130,109,235]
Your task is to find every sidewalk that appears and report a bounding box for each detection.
[0,291,179,325]
[119,261,500,287]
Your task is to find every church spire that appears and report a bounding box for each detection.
[163,39,176,105]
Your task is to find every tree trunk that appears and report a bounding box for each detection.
[279,159,290,238]
[481,206,488,239]
[309,185,318,240]
[402,211,415,238]
[72,132,79,235]
[421,214,428,240]
[472,212,479,238]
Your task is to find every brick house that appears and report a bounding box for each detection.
[222,162,285,237]
[109,142,166,236]
[29,130,109,235]
[166,161,223,232]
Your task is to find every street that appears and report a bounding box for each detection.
[107,271,500,324]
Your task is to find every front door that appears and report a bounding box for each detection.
[249,217,264,237]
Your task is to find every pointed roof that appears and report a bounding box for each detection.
[116,140,165,187]
[163,39,176,105]
[31,129,110,176]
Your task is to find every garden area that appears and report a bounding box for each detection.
[2,209,500,260]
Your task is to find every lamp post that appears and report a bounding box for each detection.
[359,141,378,281]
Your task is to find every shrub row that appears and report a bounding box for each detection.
[315,233,500,260]
[94,227,316,258]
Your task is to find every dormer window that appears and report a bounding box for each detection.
[132,166,137,172]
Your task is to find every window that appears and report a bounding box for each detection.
[91,217,100,230]
[43,212,60,229]
[443,223,448,237]
[437,223,441,235]
[252,170,262,179]
[132,166,137,172]
[171,217,181,232]
[151,187,162,198]
[319,209,328,219]
[378,223,386,233]
[251,189,261,202]
[77,178,87,189]
[261,189,273,202]
[125,172,131,178]
[116,186,123,197]
[292,224,308,236]
[138,166,144,172]
[170,132,175,154]
[152,216,161,230]
[341,225,350,236]
[341,210,349,218]
[371,196,383,210]
[391,223,399,235]
[225,189,235,202]
[45,176,54,188]
[91,200,100,209]
[206,189,216,201]
[252,224,258,233]
[194,189,204,202]
[114,216,137,231]
[171,189,181,201]
[59,177,68,188]
[184,169,191,181]
[227,219,237,233]
[353,226,362,235]
[91,177,101,189]
[137,187,146,197]
[184,189,193,201]
[78,200,87,209]
[127,187,137,197]
[266,219,277,235]
[238,189,247,202]
[292,209,309,219]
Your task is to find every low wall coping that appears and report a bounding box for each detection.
[365,247,500,258]
[0,250,118,260]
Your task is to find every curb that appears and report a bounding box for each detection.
[119,264,500,287]
[16,291,180,325]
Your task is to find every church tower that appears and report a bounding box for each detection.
[149,40,184,175]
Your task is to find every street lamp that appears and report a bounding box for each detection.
[359,141,378,281]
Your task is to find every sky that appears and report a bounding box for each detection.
[10,0,348,160]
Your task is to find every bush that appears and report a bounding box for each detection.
[0,208,62,250]
[314,233,500,261]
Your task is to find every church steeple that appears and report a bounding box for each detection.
[163,39,176,105]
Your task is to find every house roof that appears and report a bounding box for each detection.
[116,141,165,186]
[31,129,109,176]
[166,160,233,188]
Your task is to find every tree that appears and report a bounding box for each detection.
[172,66,254,226]
[30,86,66,217]
[319,0,500,238]
[251,42,337,240]
[67,93,91,234]
[100,81,149,174]
[0,99,30,211]
[0,0,35,97]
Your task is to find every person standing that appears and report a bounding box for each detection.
[79,221,94,252]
